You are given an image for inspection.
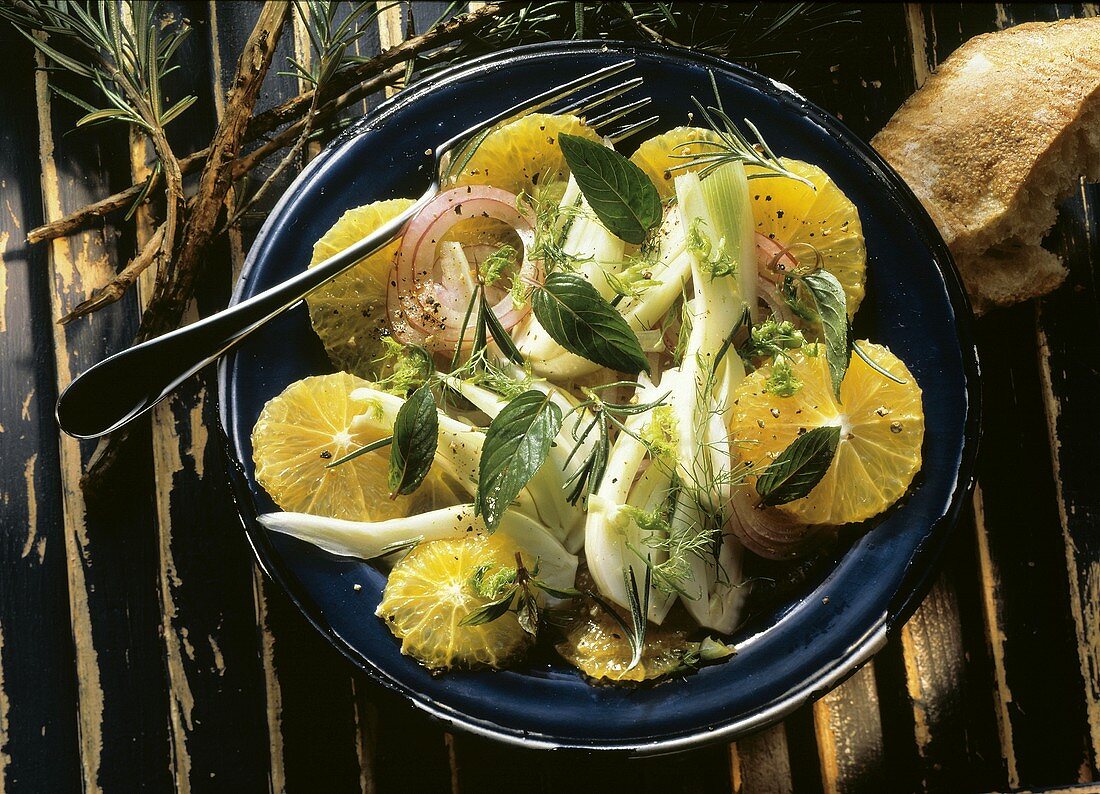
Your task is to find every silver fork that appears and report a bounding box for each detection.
[56,61,656,439]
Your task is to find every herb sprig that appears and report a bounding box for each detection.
[669,71,814,188]
[585,565,652,671]
[560,383,671,505]
[531,273,649,374]
[461,553,580,636]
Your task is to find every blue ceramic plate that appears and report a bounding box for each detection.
[219,41,980,754]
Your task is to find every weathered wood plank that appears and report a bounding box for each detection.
[446,732,731,794]
[971,305,1097,789]
[910,3,1100,788]
[117,4,275,789]
[998,3,1100,785]
[375,1,405,98]
[0,24,82,794]
[210,4,386,790]
[898,580,975,788]
[32,32,173,794]
[1036,177,1100,778]
[730,725,794,794]
[871,506,1005,794]
[812,665,885,794]
[869,9,1005,791]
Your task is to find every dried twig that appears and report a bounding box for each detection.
[81,1,290,494]
[60,224,165,324]
[137,1,290,342]
[25,1,508,245]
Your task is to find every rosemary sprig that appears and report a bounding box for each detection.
[669,72,814,187]
[2,0,194,324]
[561,383,670,504]
[324,434,393,469]
[226,0,401,229]
[585,564,651,671]
[1,0,195,133]
[24,2,510,246]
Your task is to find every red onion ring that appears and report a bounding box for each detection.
[387,186,541,351]
[728,487,821,560]
[755,233,800,284]
[756,276,795,323]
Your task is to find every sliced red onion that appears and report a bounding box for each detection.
[728,487,820,560]
[756,276,795,323]
[387,186,540,351]
[755,233,800,284]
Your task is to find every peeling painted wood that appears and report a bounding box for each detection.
[731,724,794,794]
[0,29,83,794]
[972,301,1098,788]
[919,4,1100,789]
[33,29,173,794]
[974,484,1019,788]
[813,665,885,794]
[446,732,731,794]
[116,4,275,789]
[210,4,377,791]
[3,4,1100,792]
[1036,178,1100,776]
[898,579,975,790]
[375,1,405,98]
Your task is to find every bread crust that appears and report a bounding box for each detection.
[872,18,1100,312]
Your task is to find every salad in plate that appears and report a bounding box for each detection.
[251,86,924,683]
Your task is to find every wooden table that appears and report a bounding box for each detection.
[1,3,1097,792]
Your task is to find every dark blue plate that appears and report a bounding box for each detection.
[218,41,980,754]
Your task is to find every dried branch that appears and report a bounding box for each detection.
[137,1,290,342]
[25,1,508,245]
[80,1,290,495]
[59,224,165,324]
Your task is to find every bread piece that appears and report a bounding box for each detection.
[961,241,1067,315]
[872,18,1100,313]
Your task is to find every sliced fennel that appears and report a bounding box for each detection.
[349,385,549,534]
[440,374,585,551]
[536,210,692,380]
[700,158,757,321]
[259,504,579,594]
[516,177,628,377]
[664,164,753,633]
[583,373,677,624]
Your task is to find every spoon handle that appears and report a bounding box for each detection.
[56,195,428,439]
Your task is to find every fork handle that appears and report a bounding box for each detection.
[56,192,431,439]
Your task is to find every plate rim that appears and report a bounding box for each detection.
[217,38,981,755]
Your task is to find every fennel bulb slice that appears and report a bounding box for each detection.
[583,374,677,624]
[517,180,628,374]
[666,166,754,632]
[440,375,584,549]
[259,504,578,594]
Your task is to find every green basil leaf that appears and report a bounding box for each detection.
[558,133,662,244]
[459,589,517,627]
[532,272,649,374]
[388,385,439,497]
[755,425,841,506]
[476,390,563,530]
[800,269,848,398]
[516,590,540,636]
